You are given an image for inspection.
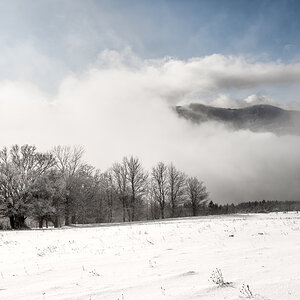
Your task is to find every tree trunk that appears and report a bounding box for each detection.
[10,215,27,229]
[65,199,70,225]
[127,206,133,222]
[9,216,15,229]
[71,215,76,224]
[39,218,43,229]
[171,201,176,218]
[65,215,70,225]
[192,205,197,216]
[17,216,26,229]
[131,203,135,221]
[132,205,135,221]
[109,195,113,222]
[131,187,135,221]
[160,204,165,219]
[53,216,60,228]
[122,198,126,222]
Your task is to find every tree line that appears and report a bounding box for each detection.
[206,200,300,215]
[0,145,209,229]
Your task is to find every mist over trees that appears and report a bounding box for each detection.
[2,144,295,230]
[0,144,209,229]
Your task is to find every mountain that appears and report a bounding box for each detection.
[175,103,300,135]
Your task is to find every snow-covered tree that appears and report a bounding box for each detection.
[0,145,56,229]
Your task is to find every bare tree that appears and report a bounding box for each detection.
[151,162,168,219]
[124,156,148,221]
[52,145,84,176]
[186,177,209,216]
[82,168,103,223]
[70,164,109,224]
[98,170,116,223]
[111,160,129,222]
[167,163,186,218]
[52,145,85,225]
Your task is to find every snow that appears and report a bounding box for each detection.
[0,212,300,300]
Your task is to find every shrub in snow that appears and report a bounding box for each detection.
[210,268,229,287]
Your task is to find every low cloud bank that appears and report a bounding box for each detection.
[0,51,300,203]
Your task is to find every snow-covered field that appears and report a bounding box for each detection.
[1,212,300,300]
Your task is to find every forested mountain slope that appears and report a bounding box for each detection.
[176,103,300,135]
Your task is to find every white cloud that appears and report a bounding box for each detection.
[208,93,277,108]
[0,51,300,204]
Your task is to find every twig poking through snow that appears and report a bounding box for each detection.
[146,238,154,245]
[240,284,254,298]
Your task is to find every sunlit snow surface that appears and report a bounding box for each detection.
[1,212,300,299]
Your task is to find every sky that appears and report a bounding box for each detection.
[1,0,300,91]
[0,0,300,204]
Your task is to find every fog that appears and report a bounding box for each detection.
[0,51,300,204]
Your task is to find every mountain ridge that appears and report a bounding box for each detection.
[175,103,300,135]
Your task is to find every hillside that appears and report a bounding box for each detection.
[176,103,300,135]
